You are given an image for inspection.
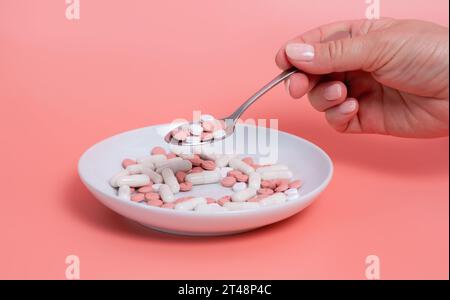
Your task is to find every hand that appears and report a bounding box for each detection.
[276,19,449,138]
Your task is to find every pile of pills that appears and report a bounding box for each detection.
[167,114,228,143]
[109,145,303,212]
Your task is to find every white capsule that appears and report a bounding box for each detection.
[161,168,180,193]
[156,159,192,173]
[185,170,221,185]
[260,193,287,206]
[194,203,228,213]
[175,197,207,211]
[232,182,247,192]
[232,187,257,202]
[215,154,236,168]
[256,164,289,174]
[200,114,215,122]
[213,129,227,139]
[199,146,218,160]
[141,167,164,184]
[287,193,300,201]
[260,170,293,181]
[117,185,131,201]
[137,154,166,167]
[125,163,145,175]
[116,174,150,187]
[284,188,299,196]
[154,157,182,168]
[248,172,262,189]
[223,202,260,211]
[229,158,255,175]
[219,167,234,178]
[190,123,204,136]
[109,170,129,187]
[159,184,175,203]
[152,183,163,192]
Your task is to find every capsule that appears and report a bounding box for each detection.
[260,170,293,181]
[159,184,175,203]
[231,187,257,202]
[125,164,145,175]
[161,168,180,193]
[256,164,289,174]
[185,170,221,185]
[137,154,167,168]
[109,170,129,187]
[154,157,182,168]
[141,167,163,184]
[117,185,131,201]
[229,158,255,175]
[175,197,207,211]
[223,202,260,211]
[215,154,236,168]
[116,174,150,187]
[259,192,287,206]
[248,172,261,189]
[195,203,228,213]
[156,159,193,173]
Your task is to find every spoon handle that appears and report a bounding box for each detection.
[227,67,299,121]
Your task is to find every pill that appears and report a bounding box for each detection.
[229,158,255,175]
[201,160,216,170]
[154,157,182,168]
[232,182,247,192]
[200,114,215,122]
[215,154,235,168]
[202,121,215,132]
[141,167,164,184]
[172,130,189,141]
[109,170,130,187]
[232,187,257,202]
[159,184,175,203]
[137,154,167,168]
[185,170,221,185]
[259,193,287,206]
[118,185,131,201]
[275,183,289,192]
[137,185,153,193]
[161,203,175,209]
[175,197,207,211]
[121,159,137,169]
[201,132,214,141]
[116,174,150,187]
[275,179,290,186]
[261,180,276,189]
[166,153,177,159]
[179,182,193,192]
[256,164,289,174]
[206,197,216,204]
[242,157,254,165]
[260,170,293,181]
[287,194,300,201]
[190,123,204,136]
[223,202,260,211]
[235,174,249,182]
[213,129,226,140]
[175,171,187,183]
[189,155,203,167]
[151,147,166,155]
[248,172,262,189]
[284,188,299,196]
[221,176,236,187]
[220,167,234,178]
[289,180,303,189]
[217,195,231,206]
[156,159,192,173]
[257,188,274,195]
[131,193,145,202]
[145,192,160,201]
[195,203,227,213]
[190,167,204,173]
[151,183,163,192]
[161,168,180,193]
[228,170,243,178]
[175,196,195,204]
[125,163,145,175]
[147,199,163,207]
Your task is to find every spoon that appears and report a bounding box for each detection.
[165,67,299,146]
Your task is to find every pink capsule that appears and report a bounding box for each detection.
[122,158,137,168]
[147,199,163,207]
[151,147,166,155]
[131,193,145,202]
[289,180,303,189]
[221,176,236,187]
[179,182,193,192]
[201,160,216,170]
[218,196,231,206]
[175,171,187,183]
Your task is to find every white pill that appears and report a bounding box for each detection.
[159,184,175,203]
[185,170,221,185]
[260,170,293,181]
[137,154,166,167]
[215,154,236,168]
[190,123,204,136]
[200,114,215,122]
[260,193,287,206]
[156,159,192,173]
[154,157,182,168]
[161,168,180,193]
[248,172,262,189]
[141,167,163,184]
[284,188,299,196]
[195,203,227,213]
[256,164,289,174]
[152,183,163,192]
[185,135,201,144]
[232,182,247,192]
[175,197,207,211]
[117,185,131,201]
[213,129,227,139]
[229,158,255,175]
[287,194,300,201]
[116,174,150,187]
[220,167,234,178]
[109,170,129,187]
[232,187,257,202]
[223,202,260,211]
[199,146,218,160]
[125,164,145,175]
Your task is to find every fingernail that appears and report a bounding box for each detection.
[284,78,291,94]
[339,100,358,114]
[324,84,342,101]
[285,43,315,61]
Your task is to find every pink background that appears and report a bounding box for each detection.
[0,0,448,279]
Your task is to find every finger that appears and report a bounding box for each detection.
[308,81,348,112]
[325,98,362,133]
[285,73,320,99]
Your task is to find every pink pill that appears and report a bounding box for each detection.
[257,188,274,195]
[201,160,216,170]
[145,192,160,201]
[161,203,175,209]
[131,193,145,202]
[190,156,203,167]
[175,196,195,204]
[201,132,214,141]
[289,180,303,189]
[221,176,236,187]
[275,183,289,192]
[218,196,231,206]
[137,185,153,193]
[147,199,163,207]
[172,130,189,141]
[206,198,216,204]
[275,179,290,187]
[228,170,243,178]
[151,147,166,155]
[236,174,249,182]
[129,187,135,193]
[261,180,275,189]
[166,153,177,159]
[190,167,204,173]
[122,158,136,168]
[257,195,269,201]
[242,157,254,165]
[202,121,215,132]
[175,171,187,183]
[179,182,193,192]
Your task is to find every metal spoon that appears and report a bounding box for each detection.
[165,67,298,146]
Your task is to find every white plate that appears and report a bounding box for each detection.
[78,124,333,236]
